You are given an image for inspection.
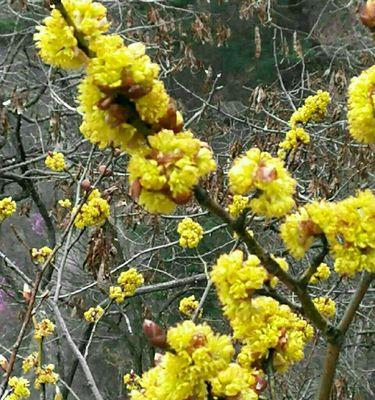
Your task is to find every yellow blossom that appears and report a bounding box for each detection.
[347,65,375,143]
[278,127,310,159]
[179,295,199,317]
[45,152,66,172]
[73,189,110,229]
[128,130,216,214]
[310,263,330,284]
[177,218,204,248]
[34,319,55,341]
[22,353,38,373]
[31,246,53,265]
[227,195,250,218]
[34,364,59,389]
[0,197,16,222]
[58,199,72,209]
[313,297,336,319]
[84,305,104,323]
[289,90,331,127]
[228,148,296,218]
[7,377,30,399]
[117,268,144,296]
[109,286,125,304]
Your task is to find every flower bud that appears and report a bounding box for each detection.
[23,283,32,304]
[255,375,267,393]
[360,1,375,30]
[0,355,8,372]
[80,178,91,191]
[142,319,167,348]
[98,165,112,176]
[113,148,122,157]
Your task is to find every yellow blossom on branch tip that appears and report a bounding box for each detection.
[7,377,30,399]
[34,319,55,341]
[109,286,125,304]
[313,297,336,319]
[58,199,72,209]
[177,218,203,248]
[31,246,53,265]
[84,305,104,323]
[228,147,296,218]
[117,268,144,296]
[310,263,330,284]
[34,364,59,389]
[73,189,110,229]
[347,65,375,144]
[22,353,38,373]
[45,152,66,172]
[227,195,250,218]
[179,295,199,317]
[0,197,16,222]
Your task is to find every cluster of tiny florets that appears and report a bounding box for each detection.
[31,246,53,265]
[313,297,336,319]
[0,197,16,222]
[228,148,296,218]
[73,189,110,229]
[179,295,199,317]
[109,268,144,304]
[310,263,331,284]
[45,152,66,172]
[84,305,104,323]
[177,218,204,248]
[33,318,55,341]
[280,190,375,277]
[5,377,30,400]
[347,65,375,144]
[34,364,59,390]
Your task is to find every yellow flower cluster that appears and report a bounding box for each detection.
[280,190,375,276]
[84,305,104,323]
[228,148,296,217]
[227,195,250,218]
[31,246,53,265]
[5,377,30,400]
[177,218,204,248]
[73,189,110,229]
[34,319,55,341]
[22,353,38,373]
[109,268,144,303]
[235,297,314,372]
[211,250,268,302]
[289,90,331,126]
[210,363,259,400]
[310,263,330,284]
[211,251,313,372]
[58,198,72,209]
[179,295,199,317]
[0,197,16,222]
[128,130,216,214]
[278,90,330,158]
[34,364,59,390]
[34,0,108,69]
[129,321,241,400]
[45,152,66,172]
[313,297,336,319]
[347,65,375,143]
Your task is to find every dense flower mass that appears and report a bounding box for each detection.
[31,246,53,265]
[109,268,144,303]
[45,152,66,172]
[84,305,104,323]
[228,148,296,217]
[179,295,199,317]
[347,65,375,143]
[310,263,331,284]
[34,318,55,340]
[128,130,216,214]
[227,195,250,218]
[73,189,110,228]
[211,251,313,372]
[58,198,72,209]
[128,321,239,400]
[177,218,204,248]
[6,377,30,400]
[280,190,375,276]
[22,353,38,373]
[34,364,59,389]
[278,90,330,158]
[313,297,336,319]
[0,197,16,222]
